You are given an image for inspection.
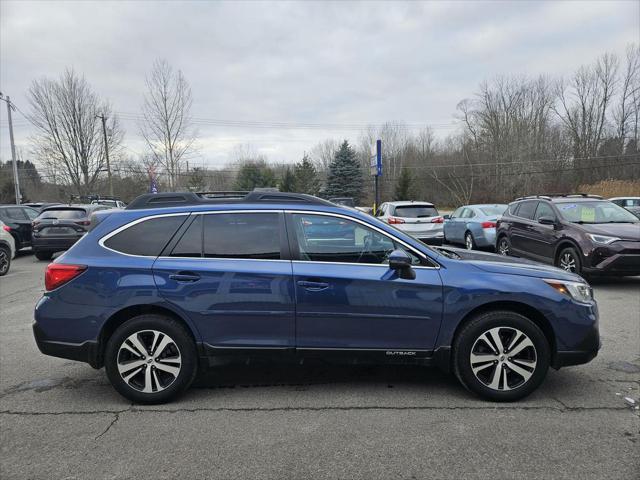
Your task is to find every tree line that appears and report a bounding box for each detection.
[1,44,638,206]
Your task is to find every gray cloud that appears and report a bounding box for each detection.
[1,0,638,167]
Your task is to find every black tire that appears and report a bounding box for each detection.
[104,314,198,404]
[464,231,476,250]
[0,246,10,276]
[556,246,582,275]
[35,250,53,261]
[453,310,550,402]
[497,236,510,256]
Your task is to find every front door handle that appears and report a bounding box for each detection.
[169,272,201,282]
[297,280,330,291]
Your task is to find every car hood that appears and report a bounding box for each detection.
[574,222,640,241]
[435,247,582,281]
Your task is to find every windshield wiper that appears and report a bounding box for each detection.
[572,221,596,224]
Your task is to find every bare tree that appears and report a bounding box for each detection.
[554,53,619,159]
[28,69,123,195]
[613,44,640,153]
[141,59,196,189]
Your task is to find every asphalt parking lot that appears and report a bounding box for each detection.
[1,253,638,479]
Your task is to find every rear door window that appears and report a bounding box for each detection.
[103,215,187,256]
[516,201,538,220]
[203,213,281,259]
[5,207,28,220]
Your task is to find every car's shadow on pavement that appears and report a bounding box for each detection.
[588,275,640,287]
[192,363,458,390]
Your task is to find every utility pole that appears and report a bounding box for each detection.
[0,93,22,204]
[96,114,114,197]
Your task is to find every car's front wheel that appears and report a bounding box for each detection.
[105,315,198,404]
[453,310,550,401]
[556,246,582,275]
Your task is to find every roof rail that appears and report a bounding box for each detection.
[514,195,552,201]
[125,190,335,210]
[514,193,604,201]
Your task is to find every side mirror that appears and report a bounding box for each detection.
[443,214,451,220]
[538,216,556,226]
[388,249,416,279]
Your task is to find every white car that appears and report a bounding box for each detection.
[376,201,444,243]
[609,197,640,218]
[0,219,16,276]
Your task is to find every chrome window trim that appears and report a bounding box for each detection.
[98,212,190,258]
[285,209,440,269]
[99,208,440,268]
[99,210,283,259]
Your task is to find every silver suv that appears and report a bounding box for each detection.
[376,201,444,244]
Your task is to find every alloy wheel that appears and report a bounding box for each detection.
[117,330,182,393]
[469,326,537,391]
[465,234,474,250]
[559,252,576,272]
[0,249,8,275]
[498,239,509,256]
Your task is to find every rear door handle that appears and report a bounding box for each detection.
[169,272,201,282]
[297,280,330,291]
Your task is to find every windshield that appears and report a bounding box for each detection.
[479,205,507,216]
[39,208,87,220]
[394,205,438,218]
[556,201,639,223]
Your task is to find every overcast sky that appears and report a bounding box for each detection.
[1,0,638,169]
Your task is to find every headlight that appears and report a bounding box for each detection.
[543,279,593,303]
[588,234,619,244]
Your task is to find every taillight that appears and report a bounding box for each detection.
[2,225,10,232]
[45,263,87,291]
[431,217,444,223]
[481,221,497,229]
[75,220,91,226]
[388,217,405,224]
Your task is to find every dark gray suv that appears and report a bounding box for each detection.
[495,194,640,276]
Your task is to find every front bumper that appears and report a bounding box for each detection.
[584,240,640,276]
[552,314,600,369]
[33,322,100,368]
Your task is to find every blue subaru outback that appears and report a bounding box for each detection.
[33,191,600,404]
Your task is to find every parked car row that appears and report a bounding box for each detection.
[375,194,639,278]
[0,200,125,272]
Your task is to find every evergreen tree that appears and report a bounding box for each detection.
[394,166,414,201]
[324,140,363,201]
[293,154,321,195]
[234,160,277,190]
[280,166,296,192]
[186,167,206,192]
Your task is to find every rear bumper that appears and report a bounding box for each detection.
[32,322,100,368]
[32,236,82,252]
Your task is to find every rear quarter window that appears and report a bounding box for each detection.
[103,215,187,256]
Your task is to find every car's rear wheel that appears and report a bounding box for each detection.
[497,236,510,256]
[105,315,198,404]
[0,246,11,276]
[465,232,476,250]
[35,250,53,261]
[453,310,550,401]
[556,246,582,275]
